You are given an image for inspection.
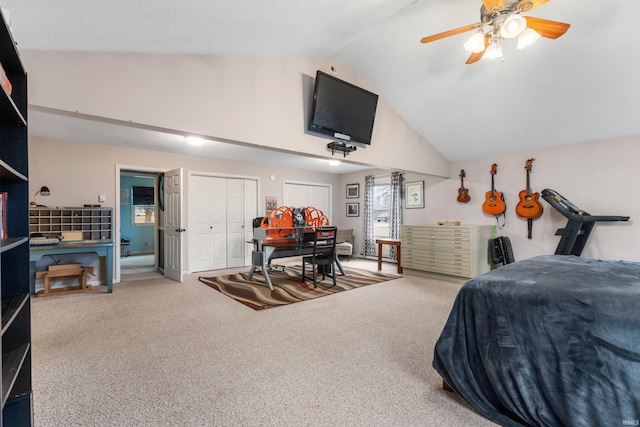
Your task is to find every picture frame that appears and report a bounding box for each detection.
[405,181,425,209]
[265,196,278,213]
[346,183,359,199]
[346,202,359,217]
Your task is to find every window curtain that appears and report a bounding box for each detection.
[388,171,404,260]
[362,175,376,256]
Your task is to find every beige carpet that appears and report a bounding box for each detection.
[31,259,498,426]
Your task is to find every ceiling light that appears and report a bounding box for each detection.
[464,31,485,53]
[185,136,205,146]
[483,41,503,60]
[328,160,340,166]
[517,28,541,49]
[500,14,527,38]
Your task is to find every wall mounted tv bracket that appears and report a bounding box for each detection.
[327,141,356,157]
[541,188,630,256]
[327,133,356,157]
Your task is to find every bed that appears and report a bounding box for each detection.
[433,255,640,427]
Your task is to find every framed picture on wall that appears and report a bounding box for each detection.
[266,196,278,213]
[405,181,425,209]
[346,202,359,217]
[346,183,359,198]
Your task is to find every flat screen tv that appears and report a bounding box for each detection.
[308,70,379,146]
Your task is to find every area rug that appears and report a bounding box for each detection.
[198,265,399,310]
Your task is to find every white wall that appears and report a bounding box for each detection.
[30,137,341,219]
[29,136,342,285]
[432,136,640,262]
[31,130,640,283]
[337,135,640,263]
[337,169,446,256]
[21,50,449,177]
[24,51,640,267]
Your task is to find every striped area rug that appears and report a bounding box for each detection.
[198,265,399,310]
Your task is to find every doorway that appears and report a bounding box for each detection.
[119,170,161,276]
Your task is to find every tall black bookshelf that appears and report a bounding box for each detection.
[0,8,32,427]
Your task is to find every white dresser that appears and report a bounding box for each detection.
[401,225,493,280]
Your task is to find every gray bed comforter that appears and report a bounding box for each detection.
[433,255,640,426]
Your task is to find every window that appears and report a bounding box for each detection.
[132,186,155,226]
[373,181,391,238]
[133,206,155,224]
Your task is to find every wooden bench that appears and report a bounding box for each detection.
[35,263,94,297]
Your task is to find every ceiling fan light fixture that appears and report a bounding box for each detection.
[464,31,486,53]
[483,41,503,60]
[517,27,541,49]
[500,13,527,38]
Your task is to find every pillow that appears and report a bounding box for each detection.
[336,229,354,244]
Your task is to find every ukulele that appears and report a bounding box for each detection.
[457,169,470,203]
[482,164,506,216]
[516,158,543,238]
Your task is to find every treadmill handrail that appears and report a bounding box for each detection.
[541,189,629,222]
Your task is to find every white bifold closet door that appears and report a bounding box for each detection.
[190,176,257,272]
[283,182,331,220]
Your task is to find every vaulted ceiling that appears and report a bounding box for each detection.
[3,0,639,173]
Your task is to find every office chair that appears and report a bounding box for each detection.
[302,226,337,288]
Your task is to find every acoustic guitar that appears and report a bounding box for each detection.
[482,164,506,216]
[516,158,543,238]
[457,169,470,203]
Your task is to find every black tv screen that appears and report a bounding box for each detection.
[309,70,379,146]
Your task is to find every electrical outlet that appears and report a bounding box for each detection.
[98,194,106,202]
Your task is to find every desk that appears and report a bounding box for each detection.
[376,238,402,274]
[248,239,345,291]
[30,241,114,295]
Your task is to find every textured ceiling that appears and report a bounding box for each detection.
[3,0,640,171]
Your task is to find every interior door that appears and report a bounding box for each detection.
[227,179,245,268]
[243,179,257,265]
[209,177,227,269]
[190,175,209,272]
[164,168,184,282]
[190,176,227,272]
[284,182,331,219]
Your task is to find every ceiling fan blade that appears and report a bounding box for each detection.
[465,35,489,65]
[482,0,506,13]
[420,23,481,44]
[524,16,570,39]
[465,51,485,65]
[517,0,550,13]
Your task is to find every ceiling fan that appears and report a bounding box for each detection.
[420,0,570,64]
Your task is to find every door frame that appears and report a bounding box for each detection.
[115,164,166,283]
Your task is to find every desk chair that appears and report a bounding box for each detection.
[302,226,337,288]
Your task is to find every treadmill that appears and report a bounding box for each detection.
[541,189,630,256]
